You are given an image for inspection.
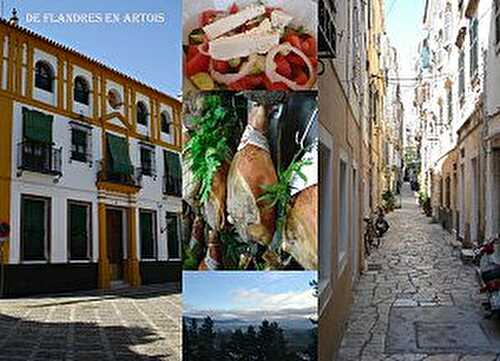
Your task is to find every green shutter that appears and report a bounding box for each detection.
[23,107,53,144]
[70,204,88,260]
[107,134,133,175]
[140,212,154,258]
[22,198,46,261]
[164,151,181,180]
[167,213,180,259]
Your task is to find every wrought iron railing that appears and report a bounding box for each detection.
[17,141,62,176]
[163,175,182,197]
[97,160,142,188]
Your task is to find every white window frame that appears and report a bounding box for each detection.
[69,121,93,166]
[319,124,333,315]
[67,200,92,263]
[20,195,50,264]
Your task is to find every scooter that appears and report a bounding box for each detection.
[475,236,500,317]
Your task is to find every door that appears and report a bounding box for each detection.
[106,208,124,281]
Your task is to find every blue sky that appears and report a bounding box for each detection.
[385,0,426,76]
[2,0,181,97]
[183,272,317,320]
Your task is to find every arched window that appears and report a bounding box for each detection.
[161,111,172,134]
[136,101,148,126]
[74,76,90,105]
[35,61,54,92]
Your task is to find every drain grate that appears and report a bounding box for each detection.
[367,263,383,271]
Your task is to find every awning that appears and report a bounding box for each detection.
[107,134,133,175]
[23,107,53,144]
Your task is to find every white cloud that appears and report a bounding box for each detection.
[232,288,316,312]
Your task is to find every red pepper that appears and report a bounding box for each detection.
[212,60,230,74]
[229,3,239,14]
[200,10,221,26]
[275,55,292,79]
[301,36,317,58]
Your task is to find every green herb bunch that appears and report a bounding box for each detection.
[185,95,238,203]
[259,154,313,234]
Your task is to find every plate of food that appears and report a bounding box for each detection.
[183,0,318,91]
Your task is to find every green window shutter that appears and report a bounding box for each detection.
[22,198,46,261]
[166,212,180,259]
[107,134,133,175]
[69,204,88,260]
[164,151,181,179]
[140,212,155,259]
[23,107,53,144]
[71,129,88,162]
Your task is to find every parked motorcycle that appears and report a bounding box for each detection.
[474,236,500,317]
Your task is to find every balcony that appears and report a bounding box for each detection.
[97,160,142,189]
[163,174,182,197]
[17,141,62,177]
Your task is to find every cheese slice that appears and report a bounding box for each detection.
[203,4,266,40]
[209,22,280,61]
[271,10,293,31]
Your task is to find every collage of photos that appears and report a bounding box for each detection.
[181,0,319,360]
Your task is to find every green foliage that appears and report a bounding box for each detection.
[259,155,313,234]
[221,228,247,270]
[183,316,310,361]
[418,191,432,216]
[381,190,396,212]
[185,95,239,203]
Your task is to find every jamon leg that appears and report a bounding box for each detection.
[227,105,277,246]
[282,184,318,270]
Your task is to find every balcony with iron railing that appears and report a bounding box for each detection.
[17,141,62,177]
[97,160,143,189]
[163,174,182,197]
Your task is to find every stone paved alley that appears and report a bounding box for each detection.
[337,184,500,361]
[0,284,181,361]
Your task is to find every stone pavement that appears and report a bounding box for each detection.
[0,284,181,361]
[337,184,500,361]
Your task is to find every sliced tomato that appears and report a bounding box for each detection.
[212,60,230,74]
[294,69,309,86]
[186,53,210,77]
[229,3,239,14]
[186,45,200,63]
[228,75,263,90]
[287,53,306,67]
[200,10,221,26]
[283,33,302,49]
[268,82,289,91]
[275,55,292,79]
[301,36,317,58]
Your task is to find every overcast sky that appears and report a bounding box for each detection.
[1,0,181,97]
[183,272,317,321]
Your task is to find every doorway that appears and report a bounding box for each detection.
[106,208,125,282]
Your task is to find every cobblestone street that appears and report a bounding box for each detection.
[0,284,181,361]
[337,184,500,361]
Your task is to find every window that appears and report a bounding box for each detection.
[338,157,349,272]
[68,201,91,261]
[352,1,361,94]
[447,86,453,125]
[319,128,333,311]
[136,101,148,126]
[21,195,49,261]
[108,89,123,110]
[445,176,451,208]
[444,3,453,45]
[35,61,54,92]
[166,212,181,260]
[71,123,91,163]
[74,76,90,105]
[469,18,479,78]
[140,145,156,177]
[140,210,157,259]
[496,0,500,46]
[318,0,337,58]
[164,151,182,196]
[161,111,172,134]
[458,50,465,99]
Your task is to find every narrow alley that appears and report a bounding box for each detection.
[337,183,500,361]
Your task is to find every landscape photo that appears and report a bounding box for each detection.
[182,271,318,361]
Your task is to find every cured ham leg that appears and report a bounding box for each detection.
[204,162,229,231]
[282,185,318,269]
[227,104,277,247]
